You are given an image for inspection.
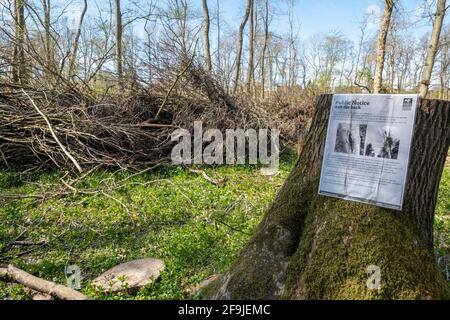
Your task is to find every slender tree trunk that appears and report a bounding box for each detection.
[373,0,395,93]
[440,42,448,99]
[252,1,258,92]
[301,60,306,88]
[246,0,255,93]
[232,0,252,94]
[13,0,27,84]
[68,0,88,80]
[12,0,20,83]
[204,95,450,300]
[202,0,212,74]
[268,47,273,92]
[260,0,269,99]
[216,0,221,75]
[146,32,152,84]
[339,48,347,88]
[42,0,52,77]
[420,0,447,98]
[389,45,395,92]
[440,50,447,99]
[115,0,123,89]
[179,0,188,55]
[353,20,367,87]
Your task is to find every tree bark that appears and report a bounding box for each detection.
[268,47,274,92]
[13,0,27,84]
[373,0,395,94]
[204,94,450,300]
[420,0,447,98]
[260,0,269,99]
[114,0,123,89]
[42,0,52,77]
[245,0,254,93]
[232,0,252,94]
[216,0,221,76]
[202,0,212,74]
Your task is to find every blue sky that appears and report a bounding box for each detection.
[45,0,449,42]
[215,0,445,41]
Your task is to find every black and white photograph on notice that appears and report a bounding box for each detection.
[364,126,400,160]
[334,123,367,155]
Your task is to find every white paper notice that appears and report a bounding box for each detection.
[318,94,418,210]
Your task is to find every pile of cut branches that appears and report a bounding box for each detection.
[0,84,174,172]
[0,64,273,173]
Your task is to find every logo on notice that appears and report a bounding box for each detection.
[402,98,413,111]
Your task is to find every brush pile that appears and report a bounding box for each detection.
[0,85,173,171]
[0,64,274,173]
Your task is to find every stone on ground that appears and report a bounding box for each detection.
[92,258,165,292]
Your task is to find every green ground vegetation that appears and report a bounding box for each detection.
[0,149,448,299]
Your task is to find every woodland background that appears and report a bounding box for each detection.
[0,0,448,300]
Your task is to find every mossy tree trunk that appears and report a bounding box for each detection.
[205,95,450,300]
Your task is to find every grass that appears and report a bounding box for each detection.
[0,149,448,299]
[0,150,296,300]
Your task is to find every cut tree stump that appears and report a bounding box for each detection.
[204,94,450,300]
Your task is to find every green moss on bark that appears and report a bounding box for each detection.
[206,174,450,300]
[283,189,450,299]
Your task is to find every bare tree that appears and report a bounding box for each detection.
[215,0,221,76]
[68,0,88,80]
[115,0,123,88]
[13,0,27,84]
[320,32,347,90]
[260,0,269,98]
[353,18,368,87]
[373,0,395,93]
[286,0,299,88]
[411,35,429,90]
[420,0,447,97]
[42,0,52,76]
[246,0,255,93]
[385,13,400,93]
[202,0,212,73]
[160,0,191,56]
[232,0,252,94]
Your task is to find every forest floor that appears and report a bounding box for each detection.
[0,149,448,300]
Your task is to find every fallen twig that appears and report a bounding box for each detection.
[188,168,227,186]
[11,240,47,246]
